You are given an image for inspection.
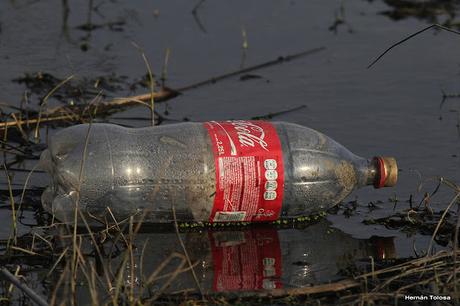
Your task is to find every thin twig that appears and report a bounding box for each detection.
[251,104,307,120]
[3,162,17,246]
[171,204,204,299]
[0,89,175,130]
[144,252,184,286]
[132,42,157,126]
[10,113,28,141]
[426,192,460,256]
[161,47,171,86]
[148,258,187,302]
[18,163,40,218]
[9,246,39,256]
[0,268,48,306]
[191,0,207,33]
[34,75,74,140]
[368,24,460,69]
[0,140,29,155]
[178,47,325,91]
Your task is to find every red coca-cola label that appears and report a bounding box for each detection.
[204,120,284,222]
[209,228,282,291]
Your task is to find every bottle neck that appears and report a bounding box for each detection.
[357,157,397,189]
[355,158,377,188]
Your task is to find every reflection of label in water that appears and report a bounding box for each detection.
[209,228,282,291]
[204,121,284,222]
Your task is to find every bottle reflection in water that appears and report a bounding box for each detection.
[209,228,282,291]
[55,221,397,305]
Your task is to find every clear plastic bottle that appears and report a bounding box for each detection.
[40,121,397,223]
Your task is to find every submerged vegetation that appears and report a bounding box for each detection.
[379,0,460,29]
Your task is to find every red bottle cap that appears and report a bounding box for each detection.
[373,157,398,189]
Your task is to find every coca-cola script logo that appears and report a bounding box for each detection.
[229,120,269,151]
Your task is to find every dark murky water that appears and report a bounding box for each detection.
[1,0,460,302]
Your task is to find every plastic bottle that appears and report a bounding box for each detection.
[39,120,397,223]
